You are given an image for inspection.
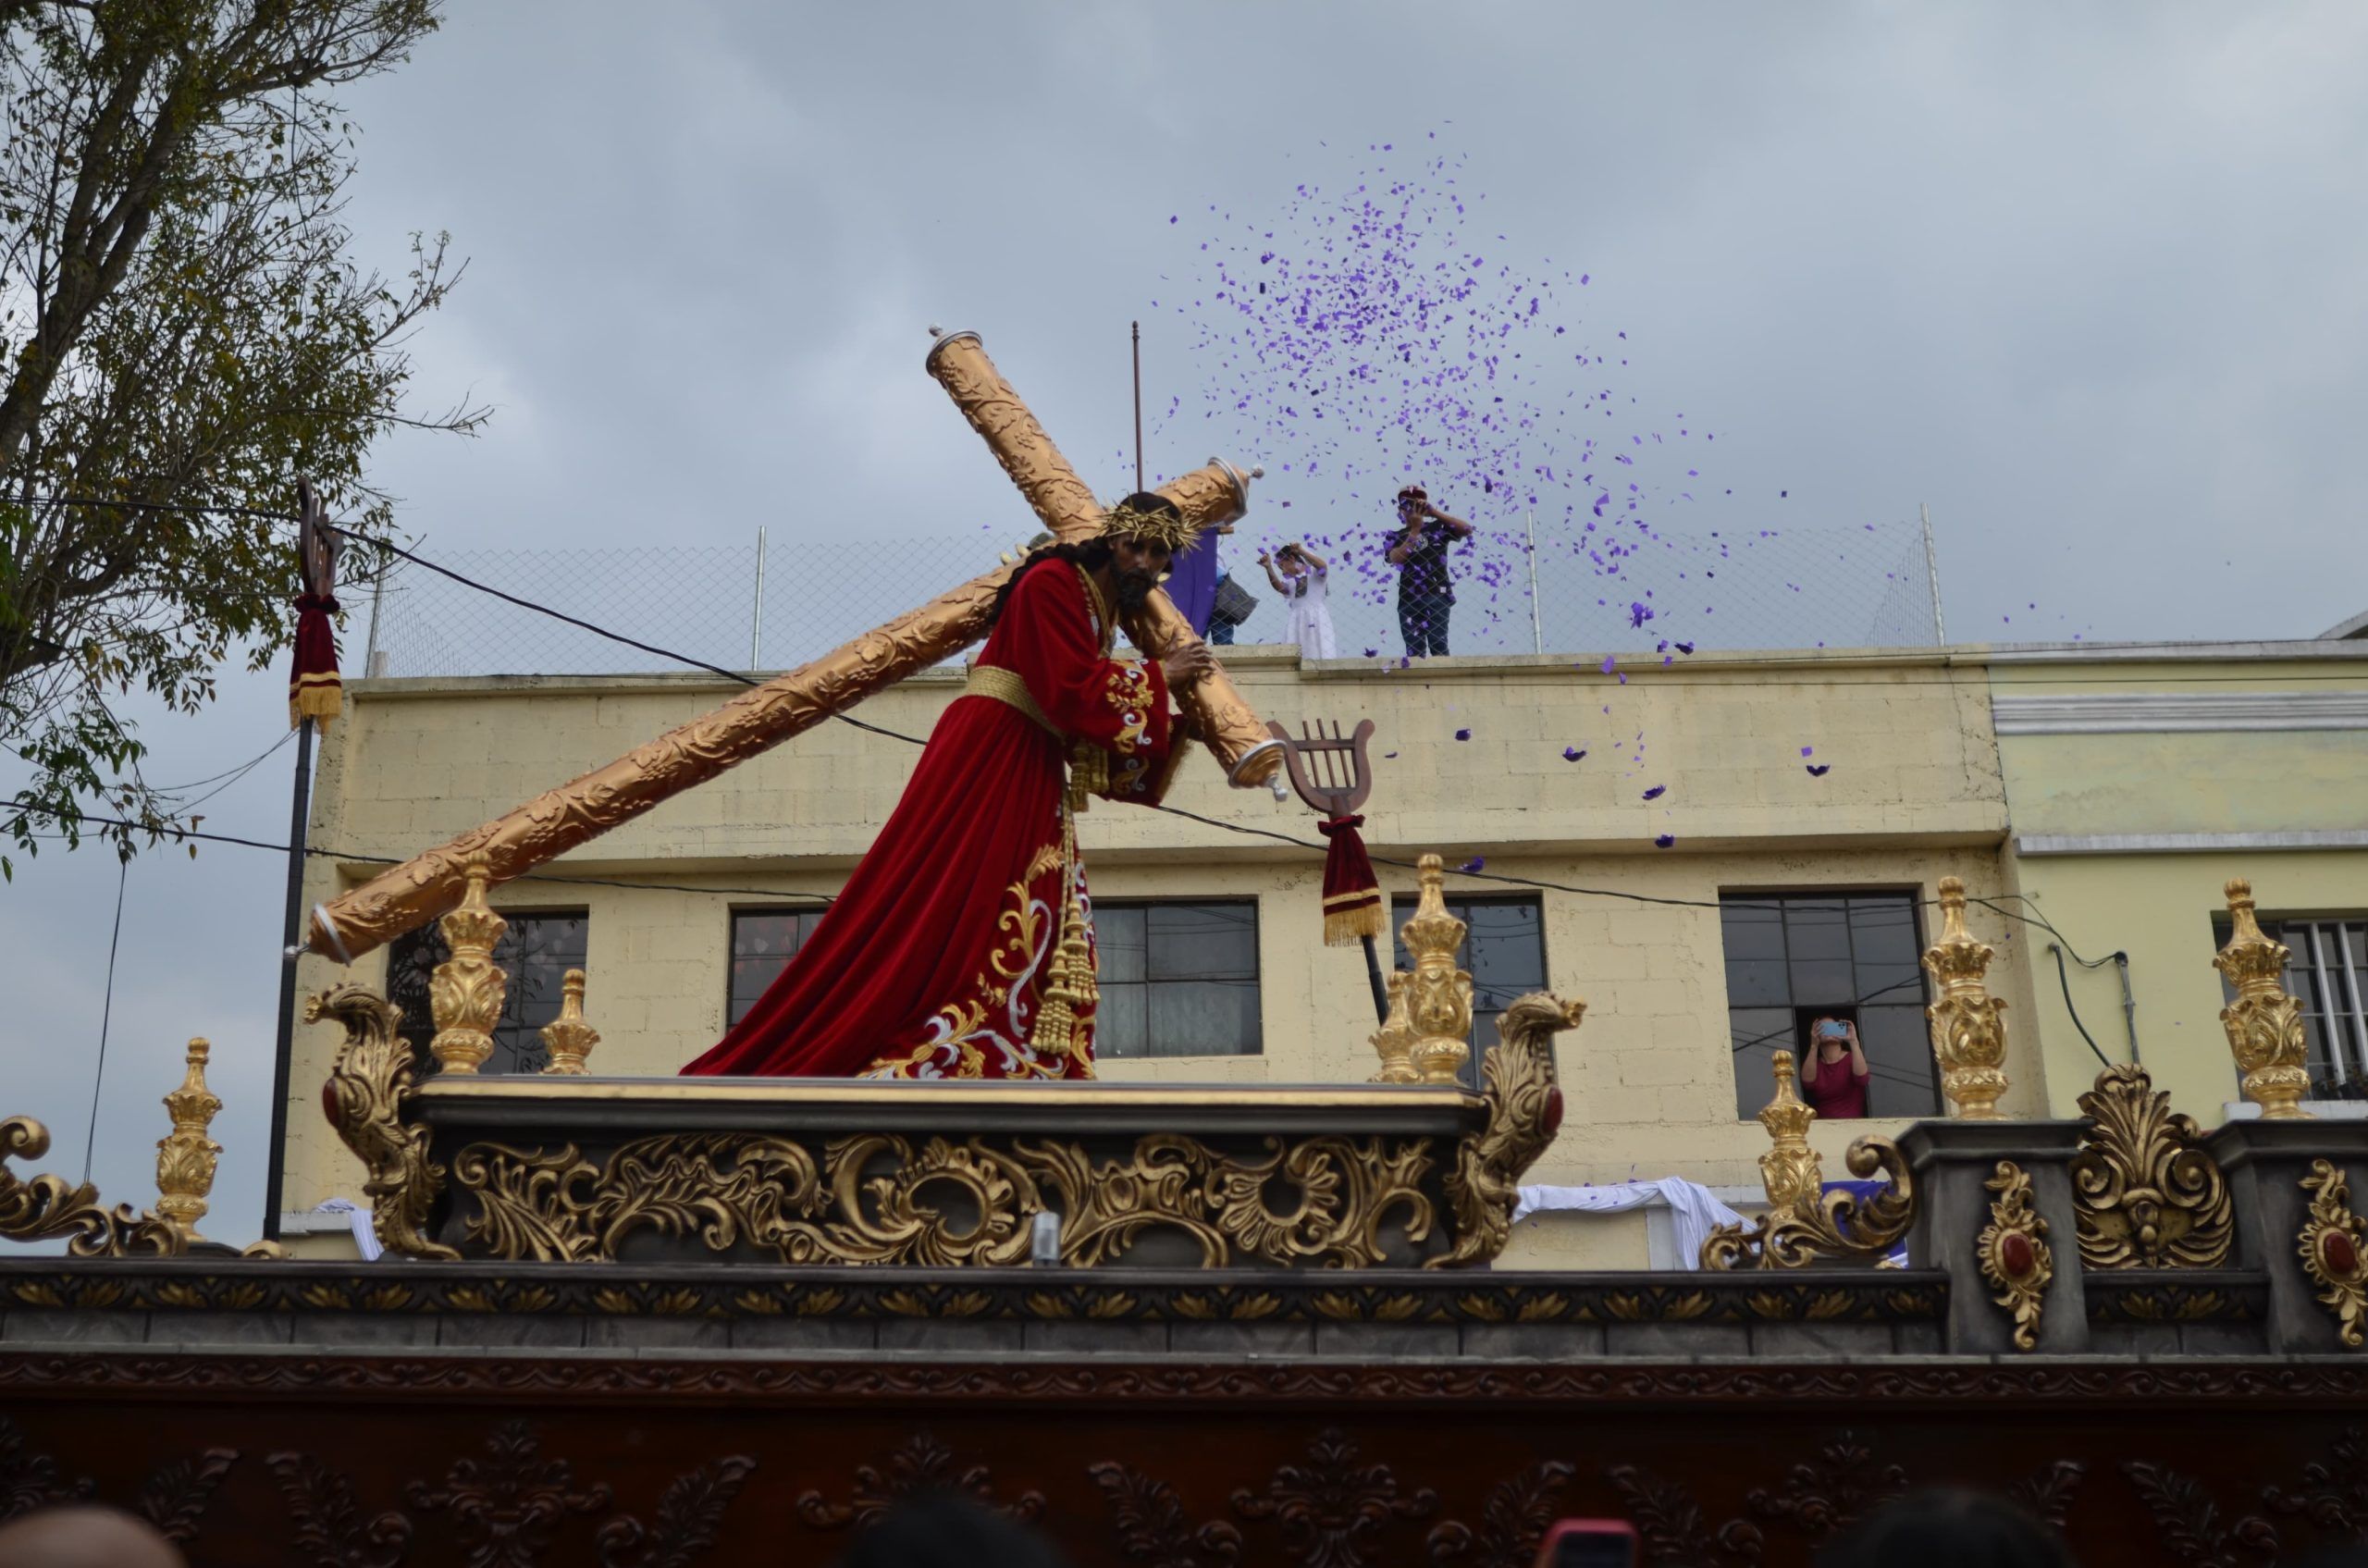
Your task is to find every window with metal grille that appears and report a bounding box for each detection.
[728,907,830,1028]
[1093,901,1263,1058]
[1391,894,1548,1090]
[2216,916,2368,1101]
[387,910,588,1076]
[1720,893,1939,1119]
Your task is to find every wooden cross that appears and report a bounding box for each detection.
[310,331,1287,961]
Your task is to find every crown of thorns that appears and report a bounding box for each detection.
[1099,499,1195,551]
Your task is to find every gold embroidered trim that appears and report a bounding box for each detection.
[1075,565,1116,656]
[965,665,1054,735]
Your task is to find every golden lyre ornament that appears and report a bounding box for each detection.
[306,332,1273,964]
[2068,1063,2232,1269]
[1366,971,1419,1085]
[1698,1050,1917,1270]
[2297,1158,2368,1349]
[1922,877,2009,1119]
[538,969,599,1076]
[1978,1160,2053,1352]
[2214,879,2312,1120]
[426,855,507,1075]
[152,1038,224,1243]
[1399,855,1474,1086]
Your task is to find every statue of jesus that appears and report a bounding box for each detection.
[681,493,1215,1081]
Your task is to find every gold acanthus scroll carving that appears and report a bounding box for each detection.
[2214,878,2313,1121]
[1399,854,1474,1086]
[1431,992,1585,1268]
[1922,876,2009,1119]
[2067,1063,2232,1270]
[1978,1160,2053,1352]
[310,337,1269,966]
[1698,1050,1916,1270]
[312,982,461,1261]
[451,1130,1436,1269]
[2298,1158,2368,1349]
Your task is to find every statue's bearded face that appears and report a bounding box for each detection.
[1111,540,1171,612]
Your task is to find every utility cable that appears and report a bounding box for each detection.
[82,858,129,1186]
[2048,944,2115,1068]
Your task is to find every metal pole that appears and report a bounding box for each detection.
[750,526,767,671]
[1920,502,1946,646]
[1524,509,1544,655]
[362,557,388,677]
[1131,321,1143,492]
[262,714,314,1243]
[1359,934,1389,1026]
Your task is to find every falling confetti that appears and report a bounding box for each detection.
[1641,785,1666,801]
[1654,833,1676,849]
[1806,764,1832,777]
[1561,746,1585,761]
[1459,856,1486,873]
[1454,728,1472,741]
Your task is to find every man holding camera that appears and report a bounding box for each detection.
[1383,484,1474,657]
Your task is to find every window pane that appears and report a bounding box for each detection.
[1093,901,1260,1058]
[1147,904,1256,980]
[729,908,826,1027]
[1724,957,1790,1008]
[1720,891,1934,1119]
[1095,906,1148,984]
[1148,979,1261,1056]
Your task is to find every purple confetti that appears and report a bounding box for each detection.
[1654,833,1675,849]
[1806,764,1831,777]
[1641,784,1665,800]
[1459,856,1486,873]
[1561,746,1585,761]
[1454,728,1472,741]
[1799,746,1814,758]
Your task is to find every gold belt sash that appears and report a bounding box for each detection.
[964,665,1054,735]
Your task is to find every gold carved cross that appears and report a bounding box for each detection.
[308,330,1284,961]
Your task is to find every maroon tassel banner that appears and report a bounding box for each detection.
[290,590,342,730]
[1319,813,1386,946]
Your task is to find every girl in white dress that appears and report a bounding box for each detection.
[1259,542,1338,661]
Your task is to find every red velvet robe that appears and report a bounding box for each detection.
[682,558,1185,1080]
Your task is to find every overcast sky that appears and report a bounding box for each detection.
[6,1,2364,1247]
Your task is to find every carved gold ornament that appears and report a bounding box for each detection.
[1400,854,1474,1086]
[2068,1064,2231,1270]
[152,1038,224,1243]
[1922,877,2009,1119]
[1700,1051,1916,1270]
[2298,1158,2368,1348]
[1431,992,1585,1268]
[3,1039,250,1257]
[426,855,506,1075]
[312,983,460,1260]
[308,334,1272,966]
[1367,971,1419,1085]
[451,1130,1436,1268]
[2214,879,2313,1120]
[538,969,599,1076]
[1978,1160,2053,1352]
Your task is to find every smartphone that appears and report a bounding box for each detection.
[1816,1019,1849,1041]
[1536,1519,1639,1568]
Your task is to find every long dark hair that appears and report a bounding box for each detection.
[986,537,1114,628]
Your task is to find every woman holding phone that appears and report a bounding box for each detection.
[1802,1016,1870,1118]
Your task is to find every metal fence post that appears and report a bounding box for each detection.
[1920,502,1946,646]
[750,526,767,671]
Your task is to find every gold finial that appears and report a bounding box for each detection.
[539,969,600,1075]
[1366,970,1419,1084]
[1922,876,2010,1119]
[427,854,509,1075]
[1026,818,1098,1074]
[1400,854,1473,1084]
[1756,1049,1824,1210]
[152,1038,223,1242]
[2214,878,2312,1120]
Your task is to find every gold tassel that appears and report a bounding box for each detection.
[1326,901,1386,946]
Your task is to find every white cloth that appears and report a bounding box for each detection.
[310,1197,381,1262]
[1284,566,1337,660]
[1512,1179,1748,1271]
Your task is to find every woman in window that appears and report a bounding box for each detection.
[1801,1016,1870,1118]
[1258,541,1337,661]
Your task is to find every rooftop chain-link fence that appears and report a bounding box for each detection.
[363,520,1942,680]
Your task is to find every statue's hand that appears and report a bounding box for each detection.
[1161,641,1215,689]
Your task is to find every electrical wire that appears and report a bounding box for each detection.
[82,858,129,1186]
[2049,943,2115,1068]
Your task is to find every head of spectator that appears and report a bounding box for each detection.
[831,1493,1072,1568]
[1818,1488,2074,1568]
[0,1506,187,1568]
[1396,485,1428,528]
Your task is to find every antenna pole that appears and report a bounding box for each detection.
[1131,321,1144,491]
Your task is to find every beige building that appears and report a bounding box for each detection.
[1992,635,2368,1122]
[281,636,2065,1266]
